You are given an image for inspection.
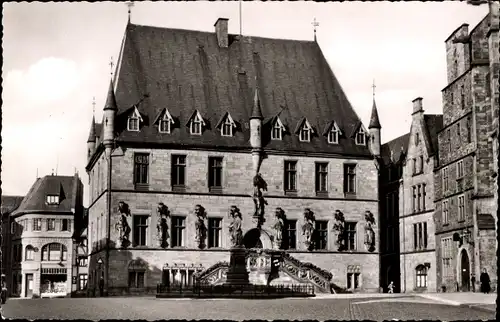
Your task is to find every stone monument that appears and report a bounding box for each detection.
[225,205,249,286]
[115,201,131,248]
[156,203,170,248]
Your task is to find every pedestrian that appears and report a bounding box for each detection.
[388,281,394,294]
[480,268,490,294]
[99,276,104,297]
[471,274,476,292]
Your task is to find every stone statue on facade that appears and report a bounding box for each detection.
[116,201,132,248]
[364,211,376,252]
[194,204,207,249]
[332,210,346,251]
[228,205,243,247]
[252,173,268,228]
[156,202,170,248]
[272,207,286,250]
[301,208,316,251]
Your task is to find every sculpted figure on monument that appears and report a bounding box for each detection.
[364,211,376,252]
[301,208,316,251]
[272,207,286,249]
[116,201,132,248]
[228,205,243,247]
[194,204,207,249]
[332,210,346,251]
[156,203,170,248]
[252,173,268,225]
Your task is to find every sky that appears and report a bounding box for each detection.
[1,1,488,206]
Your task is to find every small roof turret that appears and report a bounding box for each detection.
[250,82,264,120]
[103,79,118,111]
[368,98,381,129]
[87,115,97,143]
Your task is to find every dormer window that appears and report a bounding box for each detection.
[127,108,142,132]
[271,117,285,141]
[328,123,341,144]
[187,111,206,136]
[159,118,170,133]
[153,108,175,134]
[46,195,60,205]
[217,113,236,137]
[355,128,366,146]
[299,123,312,142]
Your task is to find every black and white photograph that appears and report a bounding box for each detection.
[1,0,498,320]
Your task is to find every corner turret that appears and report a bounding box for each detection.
[87,115,97,161]
[103,79,117,150]
[368,98,381,157]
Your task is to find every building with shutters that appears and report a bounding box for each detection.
[85,17,384,296]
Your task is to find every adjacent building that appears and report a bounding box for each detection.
[86,18,383,295]
[434,10,498,293]
[1,195,24,295]
[6,174,85,298]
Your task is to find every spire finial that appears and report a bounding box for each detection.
[372,79,376,98]
[109,57,114,78]
[311,17,319,41]
[92,96,96,116]
[126,1,134,23]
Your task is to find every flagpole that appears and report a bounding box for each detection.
[239,0,242,36]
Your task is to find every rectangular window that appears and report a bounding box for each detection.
[447,129,451,152]
[457,160,464,178]
[466,117,471,143]
[47,219,56,231]
[48,243,62,261]
[208,157,223,191]
[132,215,148,247]
[134,153,149,185]
[419,155,424,173]
[208,218,222,248]
[171,155,186,188]
[284,161,297,192]
[128,116,139,131]
[159,118,171,133]
[442,167,449,191]
[412,158,417,175]
[422,184,426,211]
[423,222,428,249]
[442,200,449,224]
[191,115,202,135]
[347,273,360,289]
[417,185,421,212]
[328,128,339,144]
[61,219,69,231]
[442,237,453,277]
[413,224,418,250]
[78,257,88,267]
[457,122,461,137]
[315,163,328,193]
[355,131,365,145]
[344,222,357,251]
[458,195,465,221]
[314,220,328,250]
[128,271,145,288]
[11,222,15,234]
[25,247,34,261]
[286,220,297,249]
[299,128,310,142]
[46,195,60,205]
[33,219,42,231]
[412,186,417,213]
[343,164,356,194]
[272,122,282,140]
[171,216,186,247]
[221,118,233,137]
[78,274,88,290]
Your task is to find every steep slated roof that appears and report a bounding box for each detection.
[380,133,410,166]
[1,196,24,217]
[112,23,371,157]
[12,175,80,216]
[423,114,443,156]
[368,99,381,129]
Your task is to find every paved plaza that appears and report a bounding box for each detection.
[1,295,496,321]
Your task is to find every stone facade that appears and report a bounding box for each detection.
[87,148,381,294]
[435,15,497,293]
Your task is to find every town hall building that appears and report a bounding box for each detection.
[85,18,384,295]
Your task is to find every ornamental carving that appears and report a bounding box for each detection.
[301,208,316,251]
[272,207,286,250]
[115,201,131,248]
[252,173,268,228]
[332,210,346,251]
[156,203,170,248]
[194,204,207,249]
[228,205,243,247]
[364,211,376,252]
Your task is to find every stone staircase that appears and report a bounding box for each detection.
[195,250,335,293]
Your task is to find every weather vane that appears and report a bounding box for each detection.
[109,57,114,78]
[126,2,134,22]
[372,79,376,98]
[311,18,319,41]
[92,96,96,115]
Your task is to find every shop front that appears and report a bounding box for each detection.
[40,268,68,298]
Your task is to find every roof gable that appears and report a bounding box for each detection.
[294,117,315,135]
[381,133,410,166]
[322,120,342,136]
[111,23,372,157]
[186,110,206,127]
[215,112,237,129]
[153,108,175,125]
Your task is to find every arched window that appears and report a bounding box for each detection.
[41,243,67,262]
[25,245,35,261]
[416,264,427,288]
[128,259,147,289]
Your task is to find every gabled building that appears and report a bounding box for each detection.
[7,174,84,298]
[1,195,24,295]
[435,10,497,293]
[85,18,382,296]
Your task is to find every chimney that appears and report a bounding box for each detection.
[412,97,424,115]
[214,18,229,48]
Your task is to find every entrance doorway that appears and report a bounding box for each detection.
[25,274,33,298]
[460,250,470,292]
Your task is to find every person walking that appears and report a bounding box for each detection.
[480,268,490,294]
[471,274,476,292]
[99,276,104,297]
[388,281,394,294]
